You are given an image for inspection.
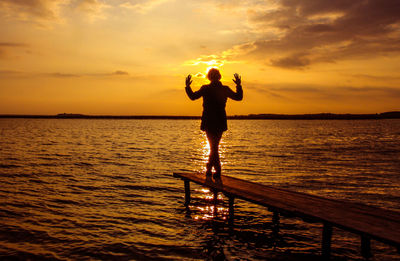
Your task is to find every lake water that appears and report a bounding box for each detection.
[1,119,399,260]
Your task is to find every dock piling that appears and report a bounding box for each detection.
[361,235,372,259]
[272,211,280,240]
[322,222,332,260]
[184,179,190,206]
[273,211,280,226]
[228,196,234,226]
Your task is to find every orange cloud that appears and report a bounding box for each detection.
[0,0,63,20]
[0,70,130,78]
[0,0,110,24]
[119,0,171,13]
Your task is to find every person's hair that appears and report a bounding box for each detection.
[207,68,221,82]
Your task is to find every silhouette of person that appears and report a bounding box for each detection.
[185,68,243,177]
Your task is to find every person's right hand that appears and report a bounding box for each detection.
[185,74,192,87]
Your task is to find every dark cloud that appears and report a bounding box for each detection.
[0,70,130,78]
[1,71,80,78]
[245,83,292,100]
[0,70,22,76]
[341,86,400,97]
[86,70,130,77]
[241,0,400,68]
[153,88,182,97]
[347,74,400,81]
[45,73,80,78]
[0,42,28,59]
[269,85,322,93]
[0,42,28,47]
[112,70,129,76]
[246,81,400,103]
[270,53,310,69]
[46,70,129,77]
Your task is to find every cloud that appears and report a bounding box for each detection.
[0,0,112,24]
[214,0,400,69]
[270,53,310,69]
[0,42,29,59]
[246,82,290,100]
[72,0,110,21]
[0,70,129,78]
[119,0,171,13]
[346,73,400,82]
[247,82,400,101]
[152,87,181,97]
[0,70,23,77]
[0,42,28,47]
[0,71,80,78]
[0,0,173,24]
[0,0,65,21]
[184,54,226,67]
[44,72,80,78]
[112,70,129,76]
[56,70,129,77]
[86,70,130,77]
[341,86,400,97]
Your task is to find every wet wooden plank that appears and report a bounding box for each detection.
[173,172,400,248]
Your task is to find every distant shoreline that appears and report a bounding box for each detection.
[0,111,399,120]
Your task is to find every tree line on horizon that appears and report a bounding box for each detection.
[0,111,399,119]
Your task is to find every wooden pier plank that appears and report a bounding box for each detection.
[173,172,400,248]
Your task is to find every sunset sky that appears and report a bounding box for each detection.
[1,0,399,115]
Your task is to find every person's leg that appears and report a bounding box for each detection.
[212,132,222,176]
[206,132,214,175]
[206,131,222,176]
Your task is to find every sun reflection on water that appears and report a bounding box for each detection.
[192,187,229,221]
[192,205,229,221]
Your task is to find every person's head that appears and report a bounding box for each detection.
[207,68,221,82]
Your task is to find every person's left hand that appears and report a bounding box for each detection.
[186,74,192,87]
[233,73,241,85]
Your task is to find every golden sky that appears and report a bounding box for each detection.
[1,0,399,115]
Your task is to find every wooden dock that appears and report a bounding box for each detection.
[173,172,400,259]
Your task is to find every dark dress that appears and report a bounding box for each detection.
[185,81,243,133]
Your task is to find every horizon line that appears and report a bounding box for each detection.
[0,111,399,120]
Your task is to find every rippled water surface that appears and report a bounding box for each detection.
[1,119,399,260]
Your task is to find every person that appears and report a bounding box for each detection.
[185,68,243,177]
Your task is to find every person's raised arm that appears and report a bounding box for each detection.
[227,73,243,101]
[185,74,203,100]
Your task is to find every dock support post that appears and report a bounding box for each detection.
[273,211,280,226]
[272,211,280,233]
[272,211,280,246]
[184,180,190,206]
[322,222,332,260]
[228,196,234,226]
[361,235,372,259]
